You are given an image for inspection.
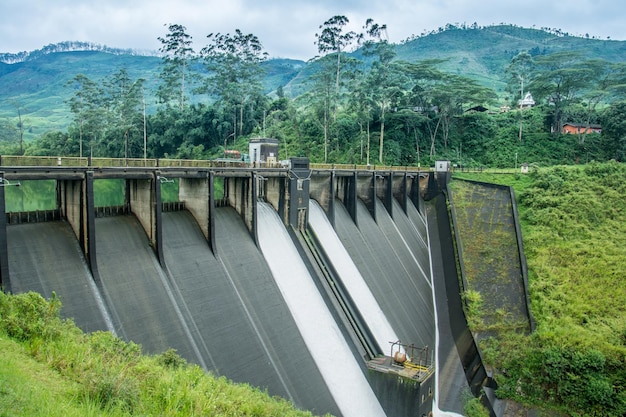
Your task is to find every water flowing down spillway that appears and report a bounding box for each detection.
[426,203,467,417]
[333,198,435,353]
[308,200,401,354]
[256,202,386,417]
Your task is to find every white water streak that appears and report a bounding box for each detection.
[257,202,385,417]
[425,209,465,417]
[308,200,402,355]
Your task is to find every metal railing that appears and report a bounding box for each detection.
[0,155,434,172]
[0,155,532,174]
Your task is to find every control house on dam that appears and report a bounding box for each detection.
[0,158,487,417]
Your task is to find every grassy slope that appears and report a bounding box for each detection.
[453,163,626,416]
[0,292,328,417]
[0,336,106,417]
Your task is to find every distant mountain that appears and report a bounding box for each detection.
[0,41,159,64]
[1,25,625,139]
[392,24,626,94]
[0,50,166,137]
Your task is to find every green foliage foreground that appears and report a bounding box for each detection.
[0,291,326,417]
[455,162,626,416]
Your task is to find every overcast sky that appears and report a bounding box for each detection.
[2,0,625,61]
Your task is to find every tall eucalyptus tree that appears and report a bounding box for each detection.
[157,23,196,111]
[402,60,495,157]
[103,68,145,158]
[575,60,626,143]
[528,51,596,135]
[66,74,105,157]
[360,19,404,164]
[315,15,357,107]
[200,29,268,144]
[313,15,358,162]
[505,52,535,141]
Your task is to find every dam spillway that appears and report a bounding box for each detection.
[0,163,480,417]
[308,199,399,357]
[257,201,385,417]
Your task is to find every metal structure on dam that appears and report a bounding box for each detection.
[0,159,498,417]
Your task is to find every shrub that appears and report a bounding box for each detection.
[0,291,63,342]
[157,348,187,369]
[463,289,484,329]
[464,397,490,417]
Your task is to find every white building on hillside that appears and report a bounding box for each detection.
[518,92,535,108]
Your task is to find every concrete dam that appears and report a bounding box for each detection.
[0,160,503,417]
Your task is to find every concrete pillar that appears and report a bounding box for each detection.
[338,173,358,226]
[393,173,409,215]
[59,172,96,273]
[262,174,287,227]
[250,173,258,245]
[384,172,393,218]
[179,173,214,252]
[410,174,424,213]
[207,172,216,253]
[356,172,375,221]
[153,173,164,265]
[287,157,310,231]
[59,178,84,244]
[374,172,393,219]
[309,171,335,227]
[128,176,161,262]
[328,171,336,227]
[226,175,256,244]
[84,171,98,274]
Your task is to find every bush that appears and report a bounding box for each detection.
[0,291,64,342]
[157,348,187,369]
[84,368,140,412]
[497,344,625,416]
[463,289,484,329]
[464,397,490,417]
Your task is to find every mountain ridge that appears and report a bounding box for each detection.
[0,41,159,64]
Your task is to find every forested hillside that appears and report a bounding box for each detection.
[395,24,626,92]
[1,22,626,166]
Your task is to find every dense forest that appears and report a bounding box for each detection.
[1,20,626,167]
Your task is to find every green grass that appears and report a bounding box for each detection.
[0,336,108,417]
[453,163,626,416]
[0,291,330,417]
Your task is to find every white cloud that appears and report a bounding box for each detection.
[1,0,625,60]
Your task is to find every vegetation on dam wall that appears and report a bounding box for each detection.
[448,179,531,337]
